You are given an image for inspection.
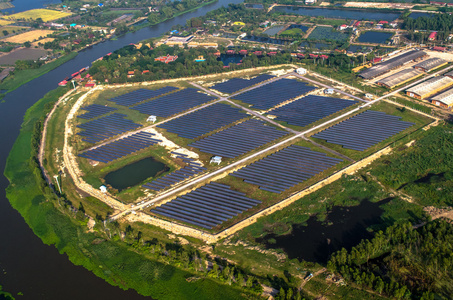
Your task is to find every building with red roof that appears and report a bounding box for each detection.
[428,31,437,41]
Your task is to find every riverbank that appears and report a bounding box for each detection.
[0,52,78,96]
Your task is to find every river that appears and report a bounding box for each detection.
[0,0,241,298]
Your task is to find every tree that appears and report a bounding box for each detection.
[24,41,31,48]
[2,30,7,36]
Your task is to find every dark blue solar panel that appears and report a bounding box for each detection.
[233,78,317,110]
[211,74,275,94]
[77,113,142,144]
[189,119,288,158]
[78,131,161,163]
[142,154,206,192]
[269,95,358,127]
[150,182,261,229]
[78,104,117,120]
[157,103,247,139]
[312,110,415,151]
[107,86,179,106]
[232,145,343,193]
[131,88,217,117]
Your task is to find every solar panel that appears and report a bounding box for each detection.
[78,131,161,163]
[150,182,261,229]
[76,113,142,144]
[107,86,179,106]
[131,88,217,117]
[142,154,206,192]
[233,78,317,110]
[312,110,415,151]
[211,74,275,94]
[269,95,358,127]
[231,145,343,193]
[78,104,117,120]
[189,119,288,158]
[157,103,247,139]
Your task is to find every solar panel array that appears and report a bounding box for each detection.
[131,88,217,117]
[151,182,261,229]
[269,95,358,127]
[78,132,161,163]
[78,104,117,120]
[143,152,206,192]
[312,110,415,151]
[211,74,275,94]
[189,119,288,158]
[231,145,343,193]
[157,103,247,139]
[233,78,317,110]
[77,113,142,144]
[107,87,179,106]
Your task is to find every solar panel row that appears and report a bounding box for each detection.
[211,74,275,94]
[151,182,261,229]
[233,78,317,110]
[78,132,161,163]
[77,113,142,144]
[270,95,358,128]
[157,103,247,139]
[131,88,217,117]
[107,87,179,106]
[312,110,415,151]
[189,119,288,158]
[78,104,117,120]
[142,155,206,192]
[232,145,342,193]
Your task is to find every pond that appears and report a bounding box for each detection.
[300,41,332,49]
[104,157,169,191]
[218,53,244,65]
[347,45,372,53]
[242,35,292,45]
[408,12,435,19]
[245,3,264,9]
[272,6,401,21]
[358,31,393,44]
[287,24,309,32]
[263,25,285,35]
[256,198,392,263]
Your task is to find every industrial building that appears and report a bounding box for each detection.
[406,76,453,99]
[359,50,427,79]
[413,57,448,72]
[376,69,423,89]
[431,87,453,108]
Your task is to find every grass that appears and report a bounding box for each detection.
[0,52,77,93]
[0,26,28,36]
[2,9,72,22]
[5,87,248,300]
[2,29,55,43]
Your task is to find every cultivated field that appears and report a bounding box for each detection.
[2,9,71,22]
[31,37,55,47]
[0,26,28,36]
[0,19,13,26]
[3,29,55,43]
[0,48,47,65]
[308,26,349,42]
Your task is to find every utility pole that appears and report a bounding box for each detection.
[54,174,62,194]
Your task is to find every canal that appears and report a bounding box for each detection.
[0,0,242,298]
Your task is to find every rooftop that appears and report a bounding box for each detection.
[413,57,447,71]
[359,50,427,79]
[377,69,423,88]
[432,87,453,105]
[406,76,453,97]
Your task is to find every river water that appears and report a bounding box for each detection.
[0,0,241,298]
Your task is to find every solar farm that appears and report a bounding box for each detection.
[65,68,433,235]
[312,110,415,151]
[232,78,317,110]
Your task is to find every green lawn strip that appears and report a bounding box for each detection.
[0,52,78,93]
[4,88,248,300]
